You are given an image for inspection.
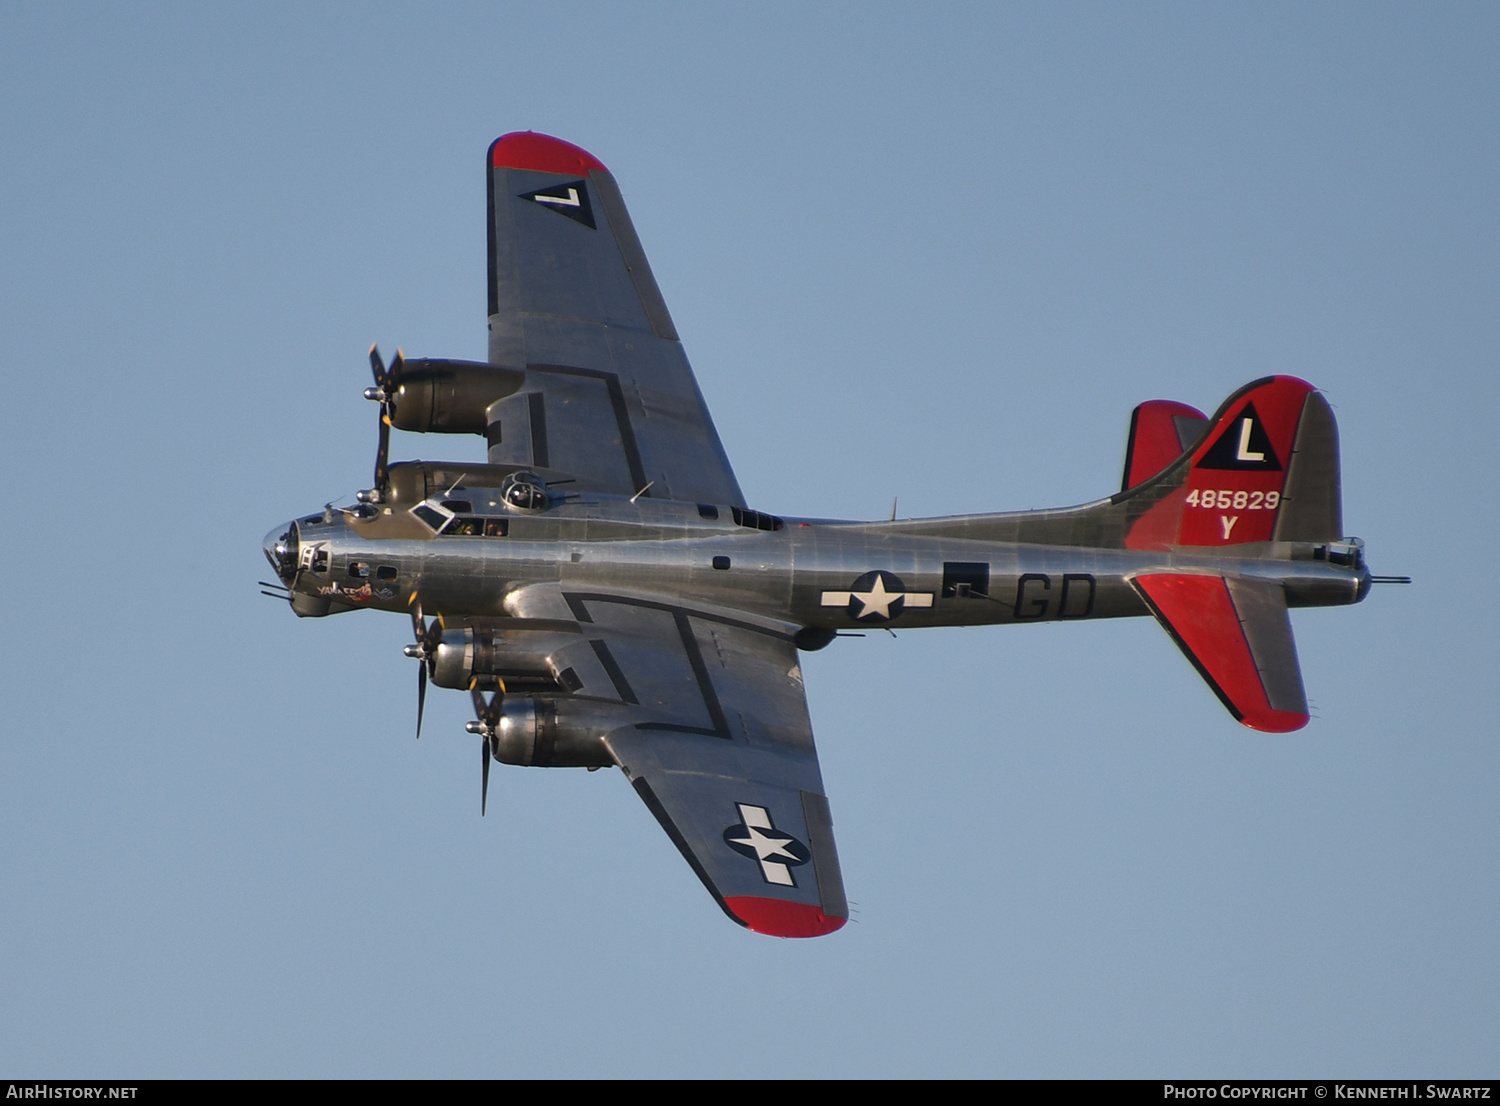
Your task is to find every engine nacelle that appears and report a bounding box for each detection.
[430,622,577,695]
[490,698,620,768]
[386,360,524,434]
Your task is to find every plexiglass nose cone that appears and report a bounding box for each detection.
[263,523,298,582]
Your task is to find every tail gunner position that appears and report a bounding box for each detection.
[262,133,1403,938]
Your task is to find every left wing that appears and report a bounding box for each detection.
[508,585,848,937]
[485,132,744,506]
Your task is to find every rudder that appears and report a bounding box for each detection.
[1273,390,1342,543]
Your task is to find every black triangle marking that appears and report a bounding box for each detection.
[518,179,595,229]
[1196,401,1282,470]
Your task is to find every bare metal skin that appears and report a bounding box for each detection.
[261,132,1388,938]
[267,486,1365,633]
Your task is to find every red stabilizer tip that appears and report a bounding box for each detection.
[724,896,847,938]
[1134,574,1309,733]
[1241,711,1309,734]
[490,132,607,175]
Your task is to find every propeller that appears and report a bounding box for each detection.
[403,593,443,739]
[465,682,506,816]
[364,344,405,495]
[405,590,502,815]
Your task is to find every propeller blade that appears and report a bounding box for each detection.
[465,682,504,817]
[408,593,435,740]
[374,412,390,490]
[481,738,491,817]
[416,663,427,740]
[368,346,404,491]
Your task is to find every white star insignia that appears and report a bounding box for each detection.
[728,824,802,864]
[849,574,902,619]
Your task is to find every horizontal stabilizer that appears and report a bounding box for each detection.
[1131,573,1308,732]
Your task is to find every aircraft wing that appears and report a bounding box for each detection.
[485,132,744,506]
[507,584,848,937]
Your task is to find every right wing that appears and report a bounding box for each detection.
[485,133,744,506]
[508,584,848,937]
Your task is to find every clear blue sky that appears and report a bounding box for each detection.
[1,2,1495,1077]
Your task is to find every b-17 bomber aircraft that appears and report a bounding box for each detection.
[262,132,1401,938]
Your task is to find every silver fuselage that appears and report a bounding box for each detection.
[268,491,1367,633]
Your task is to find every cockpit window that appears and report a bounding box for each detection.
[501,471,549,512]
[413,498,514,536]
[436,517,510,538]
[411,503,453,532]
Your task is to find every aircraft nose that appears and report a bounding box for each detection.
[263,523,299,582]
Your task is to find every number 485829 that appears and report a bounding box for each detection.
[1187,489,1279,510]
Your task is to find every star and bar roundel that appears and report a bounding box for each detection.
[723,803,811,887]
[820,570,934,622]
